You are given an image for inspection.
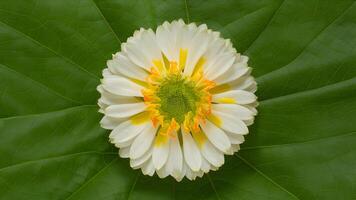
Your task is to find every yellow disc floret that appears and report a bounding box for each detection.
[142,52,215,137]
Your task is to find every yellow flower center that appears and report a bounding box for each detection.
[142,51,215,136]
[156,74,201,124]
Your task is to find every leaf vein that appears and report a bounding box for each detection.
[0,20,99,79]
[0,151,116,172]
[64,158,118,200]
[260,76,356,103]
[183,0,190,23]
[90,0,122,44]
[127,173,140,200]
[0,63,81,105]
[256,1,356,80]
[0,104,97,121]
[207,174,222,200]
[241,131,356,151]
[243,0,285,53]
[236,154,300,200]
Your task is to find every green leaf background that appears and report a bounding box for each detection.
[1,0,355,199]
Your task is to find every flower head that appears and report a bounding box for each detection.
[98,19,258,181]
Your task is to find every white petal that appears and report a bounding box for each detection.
[123,29,161,70]
[114,140,132,148]
[225,147,234,155]
[130,146,152,169]
[232,76,257,92]
[170,19,190,61]
[212,104,254,121]
[245,104,258,115]
[165,136,183,179]
[244,118,255,126]
[204,35,225,60]
[175,160,187,182]
[232,144,241,153]
[211,110,249,135]
[200,121,231,153]
[184,163,196,180]
[152,135,170,170]
[226,132,245,144]
[141,159,155,176]
[130,125,157,159]
[204,51,235,81]
[98,94,139,108]
[212,90,257,105]
[214,55,249,85]
[97,85,140,110]
[102,76,143,97]
[115,139,132,149]
[118,147,130,158]
[108,53,148,80]
[210,164,219,171]
[183,29,210,76]
[97,85,138,104]
[102,68,115,78]
[195,170,204,178]
[200,157,211,173]
[100,116,125,130]
[156,21,176,60]
[109,120,149,144]
[245,82,257,93]
[157,165,170,179]
[182,129,202,171]
[105,102,146,118]
[200,140,224,168]
[156,20,186,62]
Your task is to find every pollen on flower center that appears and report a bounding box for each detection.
[156,75,200,124]
[142,58,215,132]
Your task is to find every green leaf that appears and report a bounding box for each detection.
[0,0,355,199]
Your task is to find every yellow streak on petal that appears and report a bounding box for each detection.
[191,129,207,148]
[217,97,236,104]
[130,78,149,88]
[151,115,163,128]
[142,88,154,101]
[169,61,179,74]
[192,57,206,77]
[179,48,188,70]
[155,127,169,147]
[148,67,163,83]
[130,111,151,125]
[207,114,222,127]
[161,53,170,69]
[166,119,179,138]
[191,116,201,133]
[210,84,231,94]
[153,59,165,73]
[183,112,193,132]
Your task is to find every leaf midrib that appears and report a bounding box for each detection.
[0,20,99,79]
[64,158,118,200]
[183,0,190,23]
[0,63,81,105]
[91,0,122,44]
[241,131,356,151]
[256,1,356,81]
[242,0,286,53]
[236,154,300,200]
[0,151,116,172]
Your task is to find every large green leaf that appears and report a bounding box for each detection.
[1,0,355,199]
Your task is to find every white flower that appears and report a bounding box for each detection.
[98,19,258,181]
